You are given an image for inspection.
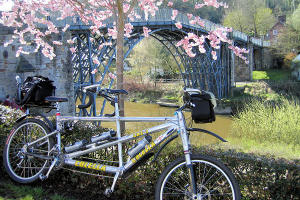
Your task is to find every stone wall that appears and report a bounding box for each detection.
[234,47,274,82]
[0,25,75,115]
[234,56,251,82]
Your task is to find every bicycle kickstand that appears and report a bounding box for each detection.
[104,172,120,197]
[39,158,58,181]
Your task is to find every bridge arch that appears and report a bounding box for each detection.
[72,24,230,116]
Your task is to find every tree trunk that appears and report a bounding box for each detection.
[116,0,125,132]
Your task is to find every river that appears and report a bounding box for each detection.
[96,100,232,146]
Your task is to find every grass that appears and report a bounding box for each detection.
[223,137,300,160]
[0,181,71,200]
[229,97,300,159]
[253,69,291,81]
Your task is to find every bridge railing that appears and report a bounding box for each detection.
[40,8,270,47]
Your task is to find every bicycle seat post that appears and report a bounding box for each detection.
[55,102,62,152]
[114,95,124,168]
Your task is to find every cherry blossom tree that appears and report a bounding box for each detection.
[0,0,249,130]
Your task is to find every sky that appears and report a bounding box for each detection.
[0,0,13,11]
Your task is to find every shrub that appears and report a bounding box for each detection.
[232,97,300,147]
[1,106,299,199]
[24,146,300,199]
[0,105,23,152]
[283,52,297,69]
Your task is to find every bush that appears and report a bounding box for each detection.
[0,105,23,152]
[1,107,299,199]
[232,97,300,147]
[23,146,300,200]
[283,52,297,69]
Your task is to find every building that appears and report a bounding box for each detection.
[266,15,286,45]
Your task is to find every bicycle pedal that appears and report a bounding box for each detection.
[39,174,47,181]
[104,188,112,197]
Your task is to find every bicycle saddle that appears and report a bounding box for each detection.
[45,96,68,102]
[105,89,128,95]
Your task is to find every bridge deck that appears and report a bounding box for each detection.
[45,8,269,47]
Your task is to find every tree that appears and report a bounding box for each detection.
[128,38,179,82]
[0,0,249,131]
[275,5,300,55]
[223,10,249,33]
[291,4,300,31]
[223,0,275,36]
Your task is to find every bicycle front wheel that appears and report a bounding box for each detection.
[3,118,54,183]
[155,154,241,200]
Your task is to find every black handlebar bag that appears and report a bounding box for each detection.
[190,93,216,123]
[15,76,56,106]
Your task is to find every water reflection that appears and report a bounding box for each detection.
[97,99,232,146]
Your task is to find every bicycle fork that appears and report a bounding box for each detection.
[177,112,198,199]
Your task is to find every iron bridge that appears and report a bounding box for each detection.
[69,8,268,116]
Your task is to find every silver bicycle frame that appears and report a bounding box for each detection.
[26,97,193,192]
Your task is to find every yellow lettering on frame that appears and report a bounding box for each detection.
[92,164,97,170]
[88,163,93,169]
[80,161,84,167]
[96,164,101,170]
[100,165,106,171]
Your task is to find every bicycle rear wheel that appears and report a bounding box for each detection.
[155,154,241,200]
[3,118,54,183]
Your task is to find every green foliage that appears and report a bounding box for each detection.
[274,5,300,55]
[253,70,291,81]
[2,146,298,199]
[127,37,180,82]
[223,0,275,36]
[0,105,23,153]
[0,181,70,200]
[265,0,300,15]
[232,97,300,147]
[223,10,249,33]
[291,4,300,31]
[0,105,299,199]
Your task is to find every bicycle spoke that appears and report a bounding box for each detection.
[4,120,52,183]
[158,156,239,200]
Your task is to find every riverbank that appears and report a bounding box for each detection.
[1,104,299,199]
[0,145,298,200]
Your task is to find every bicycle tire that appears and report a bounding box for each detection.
[3,118,54,183]
[155,154,241,200]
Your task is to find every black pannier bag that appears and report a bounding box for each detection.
[184,89,216,123]
[15,76,56,106]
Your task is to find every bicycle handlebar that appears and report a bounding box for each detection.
[77,90,94,109]
[82,84,101,92]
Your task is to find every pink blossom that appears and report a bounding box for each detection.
[167,2,173,7]
[124,23,133,38]
[175,22,182,29]
[91,69,98,74]
[108,27,117,39]
[211,51,217,60]
[143,27,151,37]
[70,47,76,53]
[108,72,117,80]
[67,39,74,44]
[4,39,13,47]
[53,41,62,45]
[187,13,193,20]
[0,0,249,64]
[93,57,100,65]
[171,9,178,20]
